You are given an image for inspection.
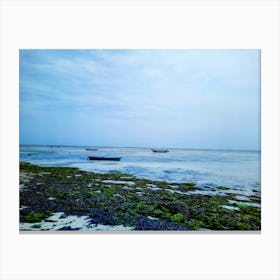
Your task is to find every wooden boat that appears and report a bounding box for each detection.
[87,156,121,161]
[85,148,98,151]
[151,149,169,153]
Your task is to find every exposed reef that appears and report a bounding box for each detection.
[19,162,261,231]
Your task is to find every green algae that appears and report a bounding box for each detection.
[19,162,261,231]
[217,186,230,190]
[170,213,185,223]
[178,183,196,191]
[22,211,51,223]
[185,219,204,230]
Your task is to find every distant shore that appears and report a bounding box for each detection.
[20,144,261,153]
[19,162,261,231]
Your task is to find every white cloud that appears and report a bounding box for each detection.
[20,49,260,149]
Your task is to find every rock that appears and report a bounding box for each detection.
[58,226,81,231]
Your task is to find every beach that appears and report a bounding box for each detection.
[19,161,261,231]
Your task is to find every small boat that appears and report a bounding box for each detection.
[85,148,98,151]
[151,149,169,153]
[87,156,121,161]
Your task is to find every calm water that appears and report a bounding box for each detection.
[20,145,260,191]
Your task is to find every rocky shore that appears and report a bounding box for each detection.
[19,162,261,231]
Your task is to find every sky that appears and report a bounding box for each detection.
[20,49,260,150]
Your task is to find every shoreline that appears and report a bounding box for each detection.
[19,162,261,231]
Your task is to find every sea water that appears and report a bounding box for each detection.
[20,145,260,192]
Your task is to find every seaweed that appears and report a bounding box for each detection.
[19,162,261,231]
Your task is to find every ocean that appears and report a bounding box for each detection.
[20,145,260,193]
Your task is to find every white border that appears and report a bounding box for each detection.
[1,1,279,280]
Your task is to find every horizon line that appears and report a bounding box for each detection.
[19,143,260,152]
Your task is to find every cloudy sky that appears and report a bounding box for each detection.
[20,49,260,150]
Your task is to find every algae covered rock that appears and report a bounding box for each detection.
[19,162,261,231]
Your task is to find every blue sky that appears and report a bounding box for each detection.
[20,49,260,150]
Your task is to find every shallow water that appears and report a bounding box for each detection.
[20,145,260,191]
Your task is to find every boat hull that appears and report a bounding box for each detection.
[151,149,169,153]
[87,156,121,161]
